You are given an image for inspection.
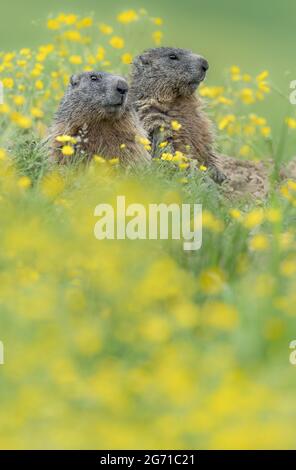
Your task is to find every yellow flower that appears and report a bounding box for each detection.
[10,112,32,128]
[121,53,133,65]
[286,117,296,129]
[203,301,238,330]
[109,36,125,49]
[31,107,44,118]
[2,78,14,89]
[261,126,271,138]
[203,211,224,232]
[47,19,60,30]
[171,120,182,131]
[76,17,93,29]
[159,141,169,148]
[240,88,255,105]
[41,173,65,198]
[217,96,233,105]
[280,259,296,277]
[199,86,224,98]
[61,145,74,156]
[13,95,25,106]
[35,80,44,90]
[229,209,242,220]
[57,14,77,25]
[0,103,10,114]
[256,70,269,82]
[152,17,163,26]
[93,155,106,163]
[17,176,32,189]
[96,47,106,62]
[199,165,207,171]
[56,135,77,144]
[199,268,226,295]
[249,114,267,126]
[99,23,113,35]
[63,31,82,42]
[179,163,189,170]
[161,153,173,161]
[230,65,240,75]
[266,208,282,223]
[243,209,264,228]
[0,148,7,160]
[242,73,252,82]
[239,145,251,157]
[109,158,119,165]
[218,114,236,130]
[258,82,270,93]
[152,31,163,45]
[117,10,138,24]
[249,234,269,251]
[69,55,83,65]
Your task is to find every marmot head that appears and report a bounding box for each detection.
[64,71,129,119]
[131,47,209,102]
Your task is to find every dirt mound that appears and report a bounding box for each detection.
[220,156,296,200]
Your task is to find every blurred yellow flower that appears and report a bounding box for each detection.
[17,176,32,189]
[121,53,133,64]
[61,145,74,156]
[117,10,139,24]
[243,209,264,229]
[69,55,83,65]
[47,19,60,30]
[249,234,270,251]
[152,31,163,45]
[109,36,125,49]
[199,268,226,294]
[171,120,182,131]
[99,23,113,35]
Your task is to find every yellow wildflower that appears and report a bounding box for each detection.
[117,10,138,24]
[249,234,269,251]
[61,145,74,156]
[99,23,113,35]
[109,36,125,49]
[17,176,32,189]
[121,53,133,65]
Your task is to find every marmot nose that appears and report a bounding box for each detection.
[116,80,128,95]
[199,58,209,73]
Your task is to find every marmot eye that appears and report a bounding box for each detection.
[90,75,99,81]
[169,54,179,60]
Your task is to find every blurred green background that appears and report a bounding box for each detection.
[1,0,296,142]
[1,0,296,77]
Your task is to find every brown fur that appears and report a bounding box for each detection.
[48,71,151,167]
[130,47,225,182]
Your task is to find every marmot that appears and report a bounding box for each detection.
[48,71,151,166]
[129,47,226,182]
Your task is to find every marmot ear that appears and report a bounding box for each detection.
[70,74,80,87]
[137,54,151,66]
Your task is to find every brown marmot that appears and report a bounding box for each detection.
[129,47,226,182]
[48,71,151,166]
